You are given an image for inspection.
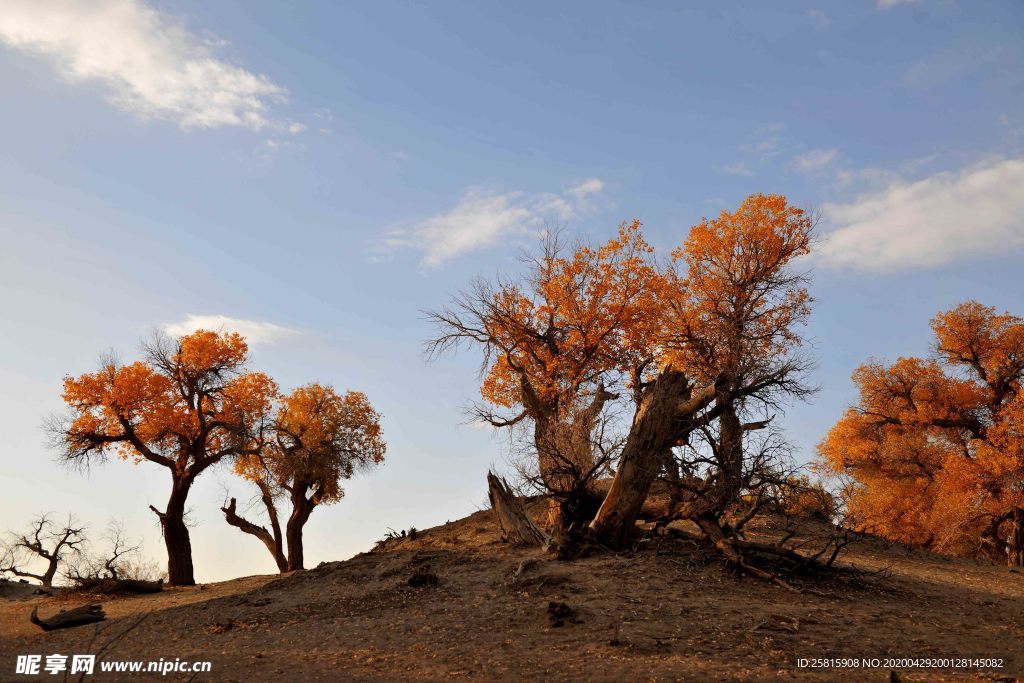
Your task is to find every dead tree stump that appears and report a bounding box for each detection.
[30,604,106,631]
[487,472,550,548]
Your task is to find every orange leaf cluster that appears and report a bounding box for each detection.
[60,330,385,505]
[473,194,813,412]
[478,219,663,409]
[235,383,386,504]
[62,331,274,470]
[819,302,1024,560]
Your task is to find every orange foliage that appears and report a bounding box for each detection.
[819,302,1024,564]
[58,329,285,585]
[235,383,386,504]
[432,194,817,544]
[775,475,837,520]
[475,220,663,411]
[61,330,277,472]
[463,195,814,418]
[664,193,814,384]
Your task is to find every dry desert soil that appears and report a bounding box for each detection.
[1,503,1022,682]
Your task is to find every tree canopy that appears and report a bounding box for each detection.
[56,330,277,585]
[819,301,1024,566]
[431,193,818,559]
[228,383,386,571]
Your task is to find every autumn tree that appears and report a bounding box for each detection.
[590,194,816,549]
[224,383,386,571]
[429,194,818,561]
[426,222,662,543]
[53,330,277,586]
[820,301,1024,566]
[0,514,86,586]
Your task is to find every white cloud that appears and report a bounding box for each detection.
[0,0,287,130]
[721,162,753,177]
[794,148,839,173]
[566,178,604,200]
[808,9,830,30]
[878,0,920,8]
[818,158,1024,271]
[747,136,784,160]
[163,315,298,345]
[905,45,1010,91]
[382,178,605,267]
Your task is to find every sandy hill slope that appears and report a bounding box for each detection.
[1,503,1022,682]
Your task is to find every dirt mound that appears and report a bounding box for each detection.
[1,507,1021,681]
[0,581,57,601]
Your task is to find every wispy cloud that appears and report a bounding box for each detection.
[794,148,839,173]
[808,9,831,30]
[0,0,289,130]
[163,315,298,345]
[380,179,605,267]
[720,162,753,177]
[729,124,787,172]
[818,158,1024,271]
[904,45,1017,92]
[877,0,921,8]
[746,136,785,161]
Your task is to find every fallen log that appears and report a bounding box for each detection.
[30,604,106,631]
[487,472,550,548]
[74,578,164,595]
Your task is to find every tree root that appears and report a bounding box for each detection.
[663,515,854,594]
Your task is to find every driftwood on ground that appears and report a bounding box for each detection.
[73,577,164,595]
[487,472,550,548]
[30,604,106,631]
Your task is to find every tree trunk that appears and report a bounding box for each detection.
[589,370,713,547]
[532,386,614,501]
[693,393,743,517]
[40,559,59,588]
[1009,508,1024,568]
[487,472,550,547]
[152,478,195,586]
[534,419,593,497]
[221,497,288,573]
[285,486,316,572]
[545,489,605,550]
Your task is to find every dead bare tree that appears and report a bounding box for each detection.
[66,521,138,581]
[487,472,550,547]
[64,521,164,593]
[1,514,86,586]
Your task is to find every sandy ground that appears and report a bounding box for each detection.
[1,507,1022,682]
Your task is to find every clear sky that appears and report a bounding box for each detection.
[1,0,1021,582]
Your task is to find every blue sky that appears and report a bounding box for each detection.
[0,0,1022,582]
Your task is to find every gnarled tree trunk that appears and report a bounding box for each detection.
[285,485,317,572]
[222,496,288,573]
[532,387,616,545]
[589,371,717,547]
[1009,508,1024,568]
[151,478,195,586]
[487,472,550,547]
[689,392,743,519]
